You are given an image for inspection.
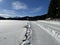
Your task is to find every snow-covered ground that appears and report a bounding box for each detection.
[37,20,60,25]
[36,20,60,42]
[0,20,60,45]
[30,21,60,45]
[0,20,27,45]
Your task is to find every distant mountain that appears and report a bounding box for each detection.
[0,16,6,20]
[0,14,47,20]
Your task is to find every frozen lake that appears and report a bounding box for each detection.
[0,20,27,45]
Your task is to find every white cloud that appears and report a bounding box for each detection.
[0,9,24,17]
[0,13,24,18]
[17,7,43,15]
[12,1,28,10]
[3,9,15,14]
[0,14,14,18]
[0,0,3,2]
[30,7,42,13]
[0,9,17,17]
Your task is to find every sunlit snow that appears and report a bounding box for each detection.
[0,20,27,45]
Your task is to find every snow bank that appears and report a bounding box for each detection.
[37,20,60,25]
[34,21,60,42]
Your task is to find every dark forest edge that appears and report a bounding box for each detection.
[0,14,48,21]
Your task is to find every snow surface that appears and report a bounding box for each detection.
[36,20,60,42]
[37,20,60,25]
[0,20,27,45]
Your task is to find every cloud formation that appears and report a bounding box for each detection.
[3,9,15,14]
[0,0,3,2]
[0,0,43,17]
[30,7,42,13]
[12,1,28,10]
[0,14,13,18]
[0,9,18,17]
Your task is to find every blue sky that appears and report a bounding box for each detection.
[0,0,50,17]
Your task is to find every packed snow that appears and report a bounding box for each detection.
[37,20,60,25]
[36,20,60,42]
[0,20,27,45]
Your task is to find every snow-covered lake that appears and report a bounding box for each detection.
[0,20,27,45]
